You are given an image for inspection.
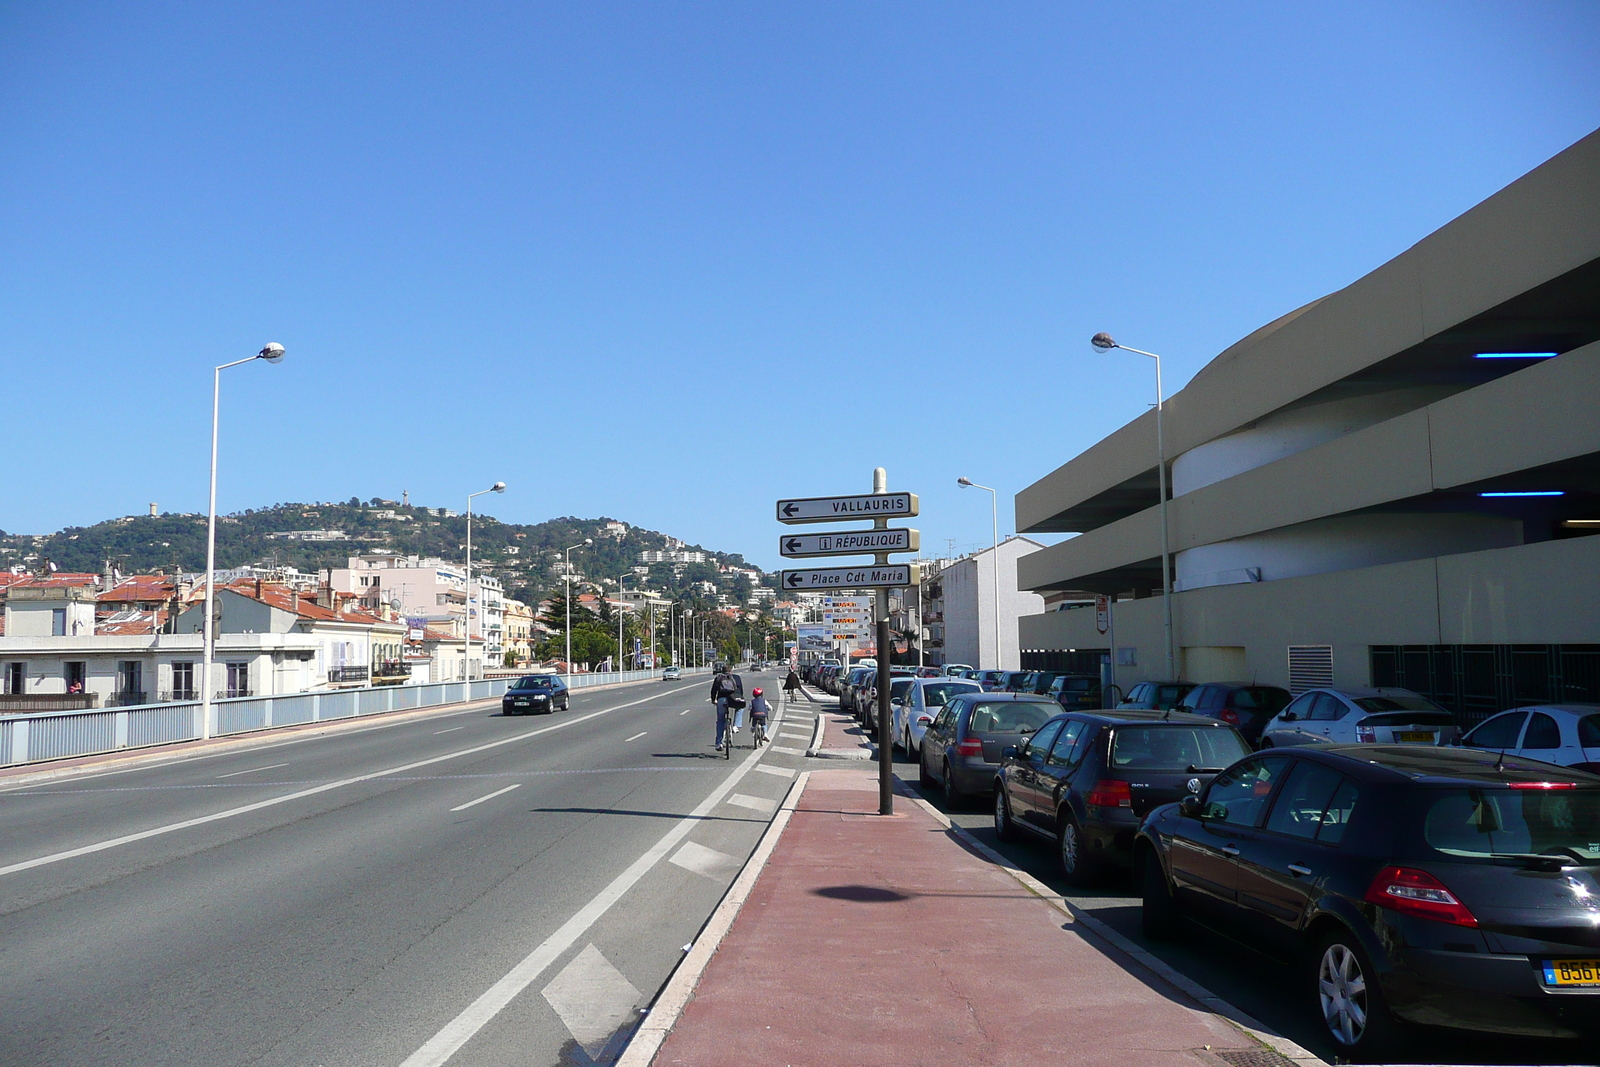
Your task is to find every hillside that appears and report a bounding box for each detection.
[0,500,770,605]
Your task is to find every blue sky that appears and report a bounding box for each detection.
[2,2,1597,571]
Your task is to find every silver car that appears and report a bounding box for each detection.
[1259,686,1459,748]
[891,677,983,758]
[1453,703,1600,770]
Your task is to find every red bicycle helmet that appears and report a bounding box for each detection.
[752,687,763,696]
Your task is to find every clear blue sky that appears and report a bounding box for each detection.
[3,2,1596,571]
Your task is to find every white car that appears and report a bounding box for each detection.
[942,663,974,677]
[891,677,983,758]
[1453,704,1600,771]
[1259,686,1459,748]
[661,666,681,681]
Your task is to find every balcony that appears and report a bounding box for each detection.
[159,689,198,703]
[327,667,370,684]
[108,691,150,708]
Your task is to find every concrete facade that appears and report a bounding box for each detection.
[1013,130,1600,721]
[931,538,1047,671]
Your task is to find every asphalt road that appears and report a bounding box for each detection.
[889,745,1597,1066]
[0,674,814,1067]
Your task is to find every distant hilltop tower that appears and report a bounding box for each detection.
[149,503,158,517]
[402,489,409,507]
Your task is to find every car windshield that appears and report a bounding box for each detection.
[965,701,1057,735]
[1232,687,1288,712]
[1109,725,1251,771]
[1424,787,1600,863]
[922,682,976,706]
[514,676,554,689]
[1353,694,1441,713]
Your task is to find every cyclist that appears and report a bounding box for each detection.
[748,687,771,745]
[709,664,744,751]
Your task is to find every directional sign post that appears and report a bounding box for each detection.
[781,563,917,591]
[777,493,917,525]
[781,527,918,558]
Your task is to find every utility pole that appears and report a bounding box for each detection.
[873,467,894,816]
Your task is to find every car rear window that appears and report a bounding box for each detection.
[922,682,977,706]
[1353,694,1442,713]
[965,701,1056,734]
[890,680,913,701]
[1060,677,1094,692]
[1580,714,1600,748]
[1110,725,1251,771]
[1424,787,1600,862]
[1232,687,1288,712]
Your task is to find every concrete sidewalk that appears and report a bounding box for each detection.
[634,762,1293,1067]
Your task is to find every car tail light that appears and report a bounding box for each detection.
[1357,721,1377,743]
[1218,708,1240,725]
[916,715,933,726]
[1509,781,1575,789]
[956,737,984,757]
[1087,779,1132,808]
[1363,866,1478,927]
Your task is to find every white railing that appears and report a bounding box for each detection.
[0,667,711,769]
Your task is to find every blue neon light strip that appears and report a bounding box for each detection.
[1474,352,1557,359]
[1480,491,1565,497]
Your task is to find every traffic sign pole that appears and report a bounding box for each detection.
[872,467,894,816]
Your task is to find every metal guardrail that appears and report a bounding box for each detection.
[0,666,711,769]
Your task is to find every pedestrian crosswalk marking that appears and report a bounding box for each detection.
[541,944,642,1061]
[754,765,796,778]
[669,841,741,880]
[726,793,776,813]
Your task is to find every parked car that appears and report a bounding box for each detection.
[661,666,681,681]
[943,663,974,677]
[919,693,1059,806]
[839,667,874,717]
[916,666,942,678]
[974,670,1008,692]
[1048,674,1103,710]
[1453,704,1600,771]
[1001,671,1035,693]
[861,668,916,732]
[1027,671,1062,695]
[1259,687,1459,749]
[1117,681,1194,711]
[891,677,983,758]
[1177,682,1292,744]
[994,710,1250,885]
[1136,744,1600,1056]
[501,673,570,715]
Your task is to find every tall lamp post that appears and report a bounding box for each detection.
[957,477,1001,671]
[564,538,592,686]
[617,578,626,673]
[202,342,285,742]
[464,482,506,682]
[1091,332,1175,681]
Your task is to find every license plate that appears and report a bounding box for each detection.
[1397,731,1435,743]
[1543,960,1600,987]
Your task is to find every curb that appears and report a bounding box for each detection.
[900,781,1329,1067]
[804,712,826,756]
[616,770,811,1067]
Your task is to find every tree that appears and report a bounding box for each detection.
[719,636,742,665]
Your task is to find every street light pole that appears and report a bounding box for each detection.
[957,477,1001,671]
[202,343,284,742]
[564,538,591,687]
[464,482,506,684]
[1092,333,1175,681]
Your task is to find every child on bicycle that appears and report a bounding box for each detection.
[748,687,771,745]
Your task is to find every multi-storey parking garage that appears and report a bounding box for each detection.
[1014,130,1599,723]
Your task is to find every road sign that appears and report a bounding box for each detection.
[781,563,918,590]
[780,527,918,558]
[776,493,918,525]
[1096,594,1110,635]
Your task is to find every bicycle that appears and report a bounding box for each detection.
[750,713,769,748]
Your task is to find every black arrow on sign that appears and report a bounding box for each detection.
[784,538,802,553]
[781,502,800,517]
[786,573,804,587]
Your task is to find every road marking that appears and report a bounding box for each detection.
[399,739,772,1067]
[679,708,692,716]
[0,686,694,880]
[778,731,808,739]
[768,745,804,755]
[668,841,741,881]
[726,793,776,813]
[754,765,796,779]
[215,762,290,779]
[449,784,521,812]
[623,731,647,743]
[433,726,464,735]
[541,944,642,1061]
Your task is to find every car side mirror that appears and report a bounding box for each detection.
[1280,711,1297,722]
[1178,795,1203,818]
[1001,745,1019,759]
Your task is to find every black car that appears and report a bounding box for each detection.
[1047,674,1103,710]
[919,693,1059,807]
[1117,680,1194,711]
[1176,682,1292,744]
[1136,745,1600,1057]
[501,673,569,715]
[993,710,1250,885]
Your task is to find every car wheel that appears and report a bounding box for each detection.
[1057,815,1101,886]
[993,787,1017,842]
[1139,846,1181,940]
[942,762,963,809]
[1312,929,1400,1060]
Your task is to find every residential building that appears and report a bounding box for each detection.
[327,554,504,666]
[1012,130,1600,720]
[934,539,1048,671]
[502,597,536,667]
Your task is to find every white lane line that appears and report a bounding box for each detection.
[767,745,804,755]
[399,740,772,1067]
[450,784,521,812]
[678,708,691,716]
[215,762,289,779]
[754,765,796,779]
[433,726,465,735]
[0,685,693,881]
[623,732,647,743]
[726,793,776,813]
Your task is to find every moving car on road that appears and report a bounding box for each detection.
[661,666,681,681]
[993,710,1249,885]
[891,677,983,758]
[1259,686,1459,748]
[1454,704,1600,770]
[919,693,1058,807]
[501,673,570,715]
[1136,744,1600,1057]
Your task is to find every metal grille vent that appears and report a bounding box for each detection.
[1212,1049,1301,1067]
[1287,644,1333,694]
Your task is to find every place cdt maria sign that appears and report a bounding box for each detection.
[782,563,918,591]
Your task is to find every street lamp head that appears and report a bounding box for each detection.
[957,476,974,488]
[584,537,593,545]
[1090,332,1117,352]
[491,481,506,493]
[258,342,286,363]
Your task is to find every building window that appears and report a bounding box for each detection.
[117,661,144,702]
[64,661,87,694]
[52,608,66,637]
[226,662,250,698]
[171,661,195,701]
[3,663,23,694]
